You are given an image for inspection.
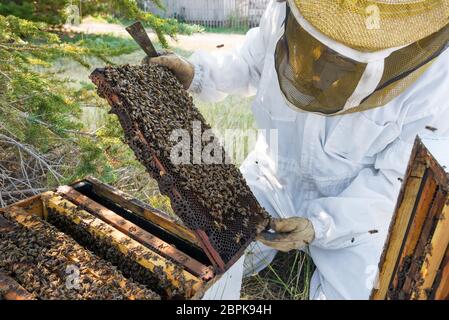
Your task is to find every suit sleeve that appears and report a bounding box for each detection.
[187,1,276,102]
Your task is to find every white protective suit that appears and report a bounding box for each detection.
[198,0,449,300]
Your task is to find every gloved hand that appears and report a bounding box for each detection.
[142,52,195,90]
[256,217,315,252]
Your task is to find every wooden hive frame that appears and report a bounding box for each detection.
[0,271,36,300]
[0,177,224,300]
[372,137,449,300]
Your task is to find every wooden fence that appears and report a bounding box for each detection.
[140,0,270,29]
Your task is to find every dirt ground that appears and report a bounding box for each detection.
[67,19,246,52]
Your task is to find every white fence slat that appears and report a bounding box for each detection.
[140,0,270,29]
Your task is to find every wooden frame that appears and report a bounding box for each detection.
[372,137,449,300]
[0,271,35,300]
[83,176,200,246]
[0,178,228,300]
[44,194,203,297]
[57,185,213,281]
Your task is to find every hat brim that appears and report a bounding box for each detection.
[291,0,449,52]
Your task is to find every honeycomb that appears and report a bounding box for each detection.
[90,64,270,268]
[0,209,160,300]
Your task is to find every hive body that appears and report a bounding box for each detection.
[372,137,449,300]
[0,207,160,300]
[0,179,209,300]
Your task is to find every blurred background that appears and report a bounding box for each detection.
[143,0,270,30]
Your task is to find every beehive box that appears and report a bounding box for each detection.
[0,177,234,300]
[372,137,449,300]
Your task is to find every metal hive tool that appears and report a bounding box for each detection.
[90,64,270,273]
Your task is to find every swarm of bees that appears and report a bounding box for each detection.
[91,64,270,264]
[0,210,161,300]
[46,207,185,298]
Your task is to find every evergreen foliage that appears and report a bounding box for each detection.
[0,1,177,205]
[0,0,178,46]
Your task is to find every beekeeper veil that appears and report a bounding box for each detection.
[275,0,449,115]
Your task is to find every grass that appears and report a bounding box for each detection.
[60,33,140,57]
[91,14,205,35]
[89,14,249,35]
[195,95,256,166]
[202,26,249,35]
[195,96,255,131]
[242,251,314,300]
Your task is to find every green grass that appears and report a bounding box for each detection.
[90,14,205,35]
[195,96,255,131]
[89,14,248,35]
[60,33,140,57]
[202,26,249,35]
[242,251,314,300]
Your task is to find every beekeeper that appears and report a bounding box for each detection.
[147,0,449,299]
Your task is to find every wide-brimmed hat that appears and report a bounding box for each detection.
[289,0,449,52]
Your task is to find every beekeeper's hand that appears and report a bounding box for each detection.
[256,217,315,252]
[142,52,194,90]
